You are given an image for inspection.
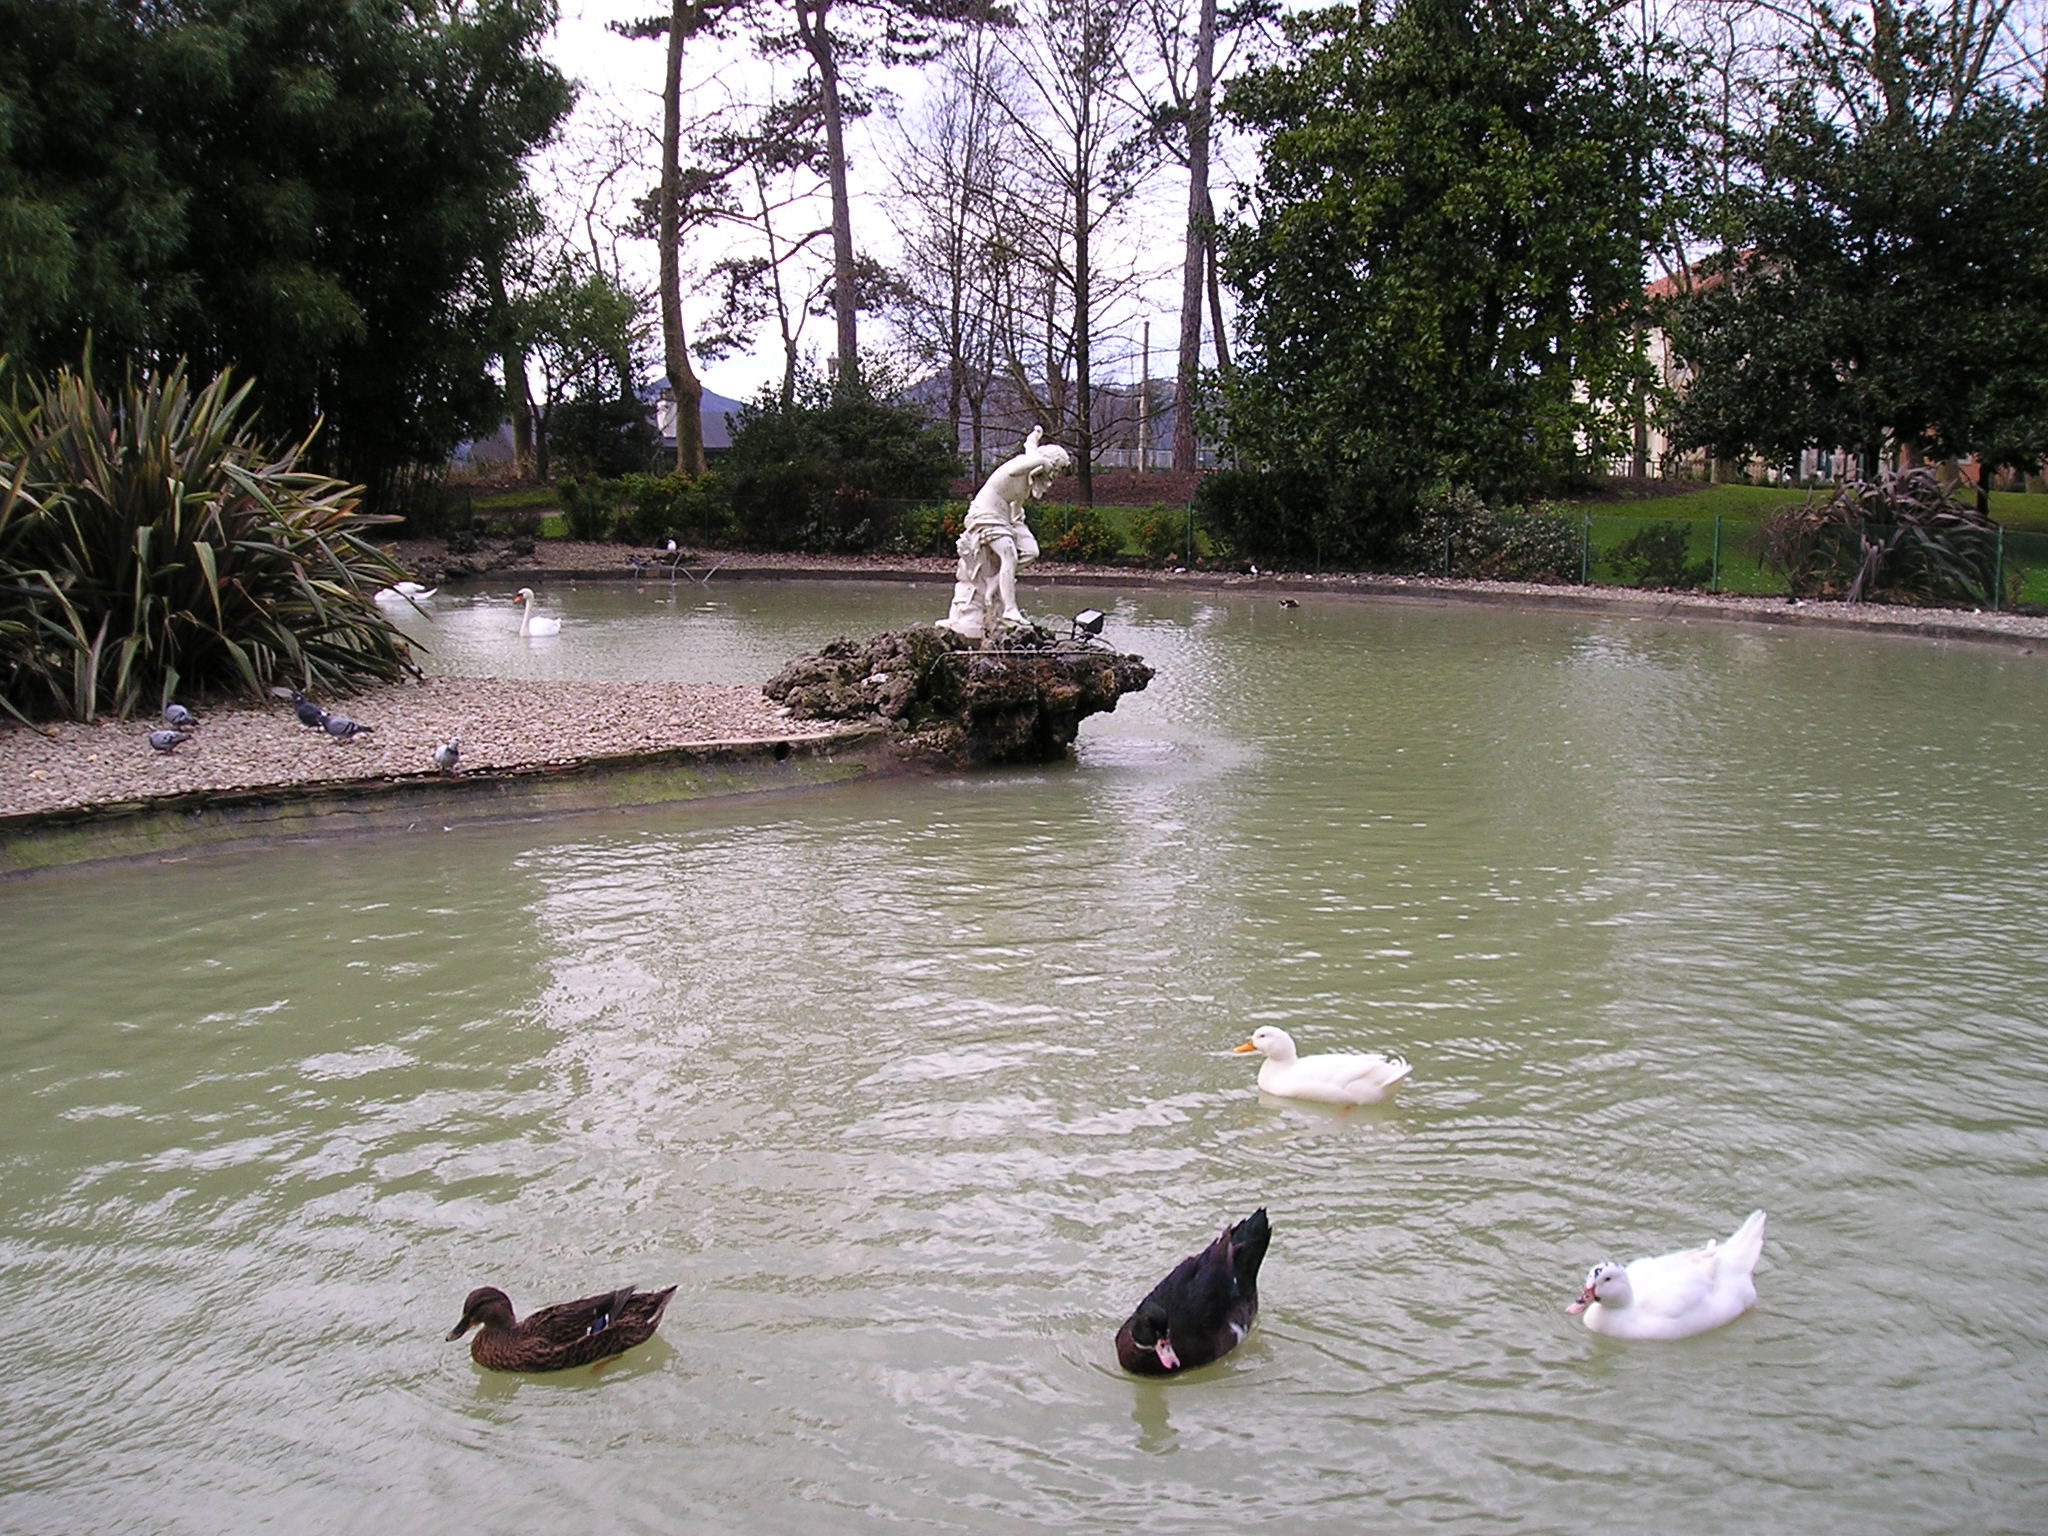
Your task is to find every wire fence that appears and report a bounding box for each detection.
[970,504,2048,610]
[1574,512,2048,610]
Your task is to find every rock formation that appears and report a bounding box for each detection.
[763,624,1153,767]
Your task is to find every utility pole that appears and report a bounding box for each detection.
[1139,320,1151,473]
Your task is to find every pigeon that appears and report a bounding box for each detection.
[148,729,191,753]
[162,702,199,729]
[290,691,327,729]
[433,734,461,774]
[323,714,373,741]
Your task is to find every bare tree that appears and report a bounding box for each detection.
[691,83,838,407]
[994,0,1158,502]
[1140,0,1273,469]
[765,0,1008,392]
[884,32,1011,467]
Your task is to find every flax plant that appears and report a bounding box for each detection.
[0,355,419,722]
[1758,467,2003,607]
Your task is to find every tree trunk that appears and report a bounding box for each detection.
[659,0,707,475]
[797,0,860,391]
[1203,192,1230,374]
[1074,166,1093,506]
[1172,0,1215,473]
[485,255,536,478]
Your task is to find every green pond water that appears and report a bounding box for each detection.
[3,581,2046,1533]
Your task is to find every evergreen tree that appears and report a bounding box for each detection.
[1666,25,2048,497]
[1218,0,1680,500]
[0,0,569,505]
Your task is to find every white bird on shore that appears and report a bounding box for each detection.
[514,588,562,637]
[1567,1211,1767,1340]
[434,734,461,774]
[1232,1026,1411,1105]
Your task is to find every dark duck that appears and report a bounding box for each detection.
[1115,1208,1271,1376]
[447,1283,677,1372]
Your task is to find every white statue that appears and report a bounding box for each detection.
[937,426,1072,640]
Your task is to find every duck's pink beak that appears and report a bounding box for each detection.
[1565,1287,1595,1315]
[1154,1339,1181,1370]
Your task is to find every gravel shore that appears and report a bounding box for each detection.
[5,539,2043,822]
[0,675,833,820]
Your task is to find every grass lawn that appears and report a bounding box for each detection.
[1577,484,2048,606]
[1580,481,2048,533]
[466,485,560,513]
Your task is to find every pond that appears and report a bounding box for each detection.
[3,582,2045,1533]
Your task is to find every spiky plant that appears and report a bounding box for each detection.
[0,355,419,722]
[1758,467,2001,607]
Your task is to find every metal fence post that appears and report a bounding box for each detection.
[1994,526,2005,611]
[1580,511,1591,584]
[1711,515,1722,593]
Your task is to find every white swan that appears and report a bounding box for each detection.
[374,580,437,602]
[1231,1026,1411,1105]
[514,587,562,637]
[1567,1210,1767,1340]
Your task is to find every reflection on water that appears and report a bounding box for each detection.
[4,586,2047,1532]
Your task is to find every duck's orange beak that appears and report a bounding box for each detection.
[1232,1040,1258,1054]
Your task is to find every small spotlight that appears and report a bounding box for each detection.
[1072,608,1106,637]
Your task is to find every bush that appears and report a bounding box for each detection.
[888,502,966,558]
[1401,485,1583,582]
[1194,466,1420,569]
[720,365,960,552]
[1757,468,2001,605]
[547,395,659,478]
[1129,505,1187,565]
[0,355,416,722]
[557,475,618,542]
[555,471,734,547]
[617,471,732,547]
[1604,520,1713,589]
[1038,504,1125,562]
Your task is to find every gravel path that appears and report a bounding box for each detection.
[7,540,2043,822]
[0,676,834,819]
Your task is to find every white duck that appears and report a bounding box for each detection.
[1232,1026,1412,1105]
[1567,1210,1767,1340]
[374,580,438,602]
[514,587,562,637]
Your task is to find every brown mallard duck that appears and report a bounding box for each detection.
[447,1283,678,1372]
